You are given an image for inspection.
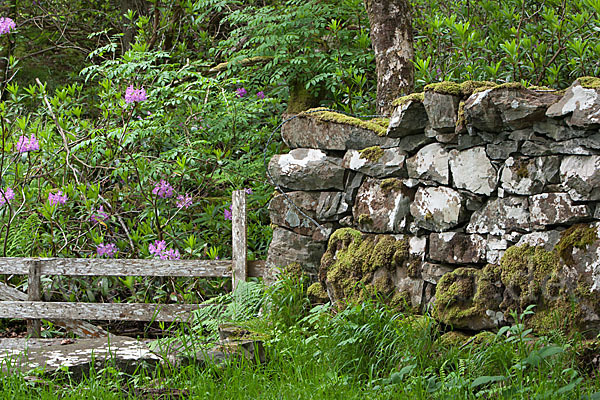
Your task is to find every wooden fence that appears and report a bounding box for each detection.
[0,190,265,338]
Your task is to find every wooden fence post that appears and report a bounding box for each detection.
[231,190,247,290]
[27,260,41,338]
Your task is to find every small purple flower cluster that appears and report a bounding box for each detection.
[0,187,15,206]
[149,239,180,260]
[90,205,108,223]
[0,17,16,35]
[176,193,193,209]
[125,85,147,104]
[16,135,40,153]
[152,180,174,198]
[48,190,67,206]
[236,87,266,100]
[97,243,117,258]
[224,204,232,220]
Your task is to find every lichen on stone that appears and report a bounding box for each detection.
[301,108,388,136]
[577,76,600,89]
[357,214,374,226]
[359,146,384,162]
[380,178,403,192]
[391,92,425,107]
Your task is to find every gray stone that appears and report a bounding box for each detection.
[396,133,435,153]
[344,172,364,204]
[449,147,498,195]
[515,230,562,251]
[466,197,530,235]
[529,193,590,227]
[457,133,485,150]
[266,227,327,275]
[387,100,427,137]
[268,149,345,191]
[533,119,588,141]
[465,87,560,132]
[421,262,454,284]
[521,139,598,156]
[268,192,336,240]
[410,186,466,232]
[429,232,487,264]
[486,236,508,264]
[342,147,407,178]
[560,156,600,201]
[423,91,461,133]
[406,143,450,185]
[500,156,560,195]
[486,141,519,160]
[546,80,600,129]
[508,129,537,141]
[353,178,415,233]
[0,336,160,378]
[281,114,399,150]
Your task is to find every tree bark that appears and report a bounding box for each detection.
[364,0,414,116]
[120,0,151,52]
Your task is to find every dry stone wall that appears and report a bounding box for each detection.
[266,78,600,335]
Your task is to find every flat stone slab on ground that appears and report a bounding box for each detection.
[0,335,160,377]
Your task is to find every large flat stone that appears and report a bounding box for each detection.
[410,186,466,232]
[0,336,160,378]
[547,79,600,129]
[353,178,415,233]
[529,193,590,227]
[560,155,600,201]
[281,113,398,150]
[342,147,407,178]
[268,149,345,191]
[406,143,450,185]
[465,87,559,132]
[423,91,460,133]
[500,156,560,195]
[266,227,327,275]
[467,197,530,235]
[449,147,498,195]
[387,99,427,137]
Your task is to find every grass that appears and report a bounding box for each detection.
[2,277,600,399]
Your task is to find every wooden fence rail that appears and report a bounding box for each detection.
[0,190,262,337]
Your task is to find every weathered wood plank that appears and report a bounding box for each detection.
[0,301,209,322]
[0,258,233,277]
[232,190,247,290]
[0,282,108,338]
[27,261,41,338]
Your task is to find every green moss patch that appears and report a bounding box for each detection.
[307,282,329,303]
[319,229,414,306]
[302,108,388,136]
[359,146,384,162]
[380,178,403,192]
[555,224,598,264]
[391,92,425,107]
[578,76,600,89]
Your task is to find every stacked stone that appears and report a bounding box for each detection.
[267,78,600,333]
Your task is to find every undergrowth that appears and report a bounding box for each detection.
[2,276,600,399]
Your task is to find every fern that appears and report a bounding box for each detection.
[5,213,40,257]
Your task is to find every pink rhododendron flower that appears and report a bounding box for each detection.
[0,187,15,206]
[176,193,193,209]
[15,134,40,153]
[48,190,67,206]
[160,248,180,260]
[0,17,16,35]
[152,180,174,198]
[149,239,180,260]
[124,85,147,103]
[236,87,247,98]
[224,204,232,220]
[97,243,117,258]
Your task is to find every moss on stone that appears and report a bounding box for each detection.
[424,81,462,96]
[359,146,384,162]
[307,282,329,303]
[555,224,598,264]
[357,214,373,226]
[371,118,390,129]
[455,101,466,129]
[320,229,413,305]
[435,331,471,348]
[459,80,497,96]
[527,297,582,336]
[516,161,529,178]
[302,108,387,136]
[389,290,412,311]
[391,92,425,107]
[380,178,403,192]
[578,76,600,89]
[407,259,422,279]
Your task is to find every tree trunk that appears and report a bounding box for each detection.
[120,0,151,52]
[364,0,414,116]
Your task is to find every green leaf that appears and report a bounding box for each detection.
[470,375,506,389]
